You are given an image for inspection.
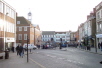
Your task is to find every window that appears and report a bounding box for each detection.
[97,11,100,20]
[0,2,3,13]
[49,35,50,37]
[18,34,22,40]
[17,21,20,24]
[19,27,22,31]
[101,9,102,18]
[46,35,48,37]
[11,9,14,19]
[24,27,27,31]
[24,34,27,40]
[62,36,65,38]
[44,35,45,37]
[51,35,53,37]
[100,23,102,31]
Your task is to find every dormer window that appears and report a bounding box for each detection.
[17,21,20,24]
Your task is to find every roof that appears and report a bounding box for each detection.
[42,31,55,35]
[16,16,31,25]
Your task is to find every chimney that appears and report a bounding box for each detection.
[93,8,96,13]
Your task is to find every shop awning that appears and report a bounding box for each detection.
[96,34,102,38]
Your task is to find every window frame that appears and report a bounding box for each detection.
[24,34,27,40]
[17,21,20,24]
[24,27,27,31]
[19,27,22,31]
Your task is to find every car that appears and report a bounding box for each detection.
[23,44,38,50]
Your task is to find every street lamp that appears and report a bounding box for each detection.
[27,35,29,62]
[60,38,62,49]
[5,13,8,51]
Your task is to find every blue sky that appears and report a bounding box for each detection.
[4,0,102,31]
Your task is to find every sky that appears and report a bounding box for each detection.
[4,0,102,31]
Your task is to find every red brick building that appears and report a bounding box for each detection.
[16,17,34,46]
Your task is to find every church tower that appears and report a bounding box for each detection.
[28,11,32,23]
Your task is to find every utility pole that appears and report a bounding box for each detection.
[27,36,29,62]
[60,38,62,49]
[95,36,97,53]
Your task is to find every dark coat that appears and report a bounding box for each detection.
[16,46,19,51]
[100,42,102,47]
[19,46,23,52]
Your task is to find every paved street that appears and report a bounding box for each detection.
[29,47,102,68]
[0,47,102,68]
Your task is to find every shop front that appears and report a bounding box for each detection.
[5,38,15,51]
[96,34,102,48]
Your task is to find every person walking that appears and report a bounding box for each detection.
[100,42,102,51]
[19,45,24,58]
[11,46,14,53]
[16,45,20,55]
[98,42,100,49]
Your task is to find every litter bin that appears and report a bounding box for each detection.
[5,50,9,59]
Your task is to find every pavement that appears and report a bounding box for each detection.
[78,47,102,55]
[0,52,42,68]
[0,47,102,68]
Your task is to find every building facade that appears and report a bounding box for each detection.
[0,0,16,52]
[16,17,34,46]
[41,31,70,45]
[96,2,102,47]
[33,24,42,46]
[41,31,55,44]
[55,31,70,43]
[78,23,84,43]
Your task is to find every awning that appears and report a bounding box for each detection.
[96,34,102,38]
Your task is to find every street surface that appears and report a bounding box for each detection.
[29,47,102,68]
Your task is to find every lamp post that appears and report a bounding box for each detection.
[27,35,29,62]
[60,38,62,49]
[5,13,8,51]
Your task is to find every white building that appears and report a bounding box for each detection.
[55,31,70,43]
[96,2,102,46]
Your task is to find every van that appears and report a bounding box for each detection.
[23,44,37,50]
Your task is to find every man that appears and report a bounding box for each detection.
[100,42,102,51]
[98,42,100,49]
[19,45,24,58]
[16,45,19,55]
[11,46,14,53]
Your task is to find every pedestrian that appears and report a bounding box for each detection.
[11,46,14,53]
[16,45,20,55]
[98,42,100,49]
[100,42,102,51]
[79,43,82,48]
[19,45,24,58]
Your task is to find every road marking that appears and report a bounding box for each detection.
[29,58,46,68]
[66,59,84,64]
[49,55,56,58]
[58,58,65,60]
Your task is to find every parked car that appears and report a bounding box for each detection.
[23,44,38,50]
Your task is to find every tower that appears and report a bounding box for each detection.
[28,11,32,23]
